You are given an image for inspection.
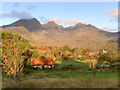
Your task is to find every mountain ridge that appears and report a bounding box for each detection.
[1,18,118,33]
[1,18,118,50]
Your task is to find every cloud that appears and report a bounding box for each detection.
[12,3,20,7]
[49,18,87,25]
[109,9,118,18]
[1,10,32,19]
[39,17,87,26]
[27,5,36,9]
[101,27,118,32]
[108,9,119,22]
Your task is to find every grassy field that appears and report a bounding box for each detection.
[2,77,118,88]
[2,68,119,88]
[2,61,119,88]
[21,69,118,79]
[56,60,90,69]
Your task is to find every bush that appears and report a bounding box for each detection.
[31,49,39,59]
[61,45,71,52]
[62,54,73,61]
[95,63,103,69]
[1,32,30,77]
[98,52,118,64]
[22,68,33,75]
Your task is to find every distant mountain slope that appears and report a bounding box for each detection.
[1,18,118,50]
[1,26,30,36]
[1,26,41,45]
[2,18,42,32]
[99,30,118,42]
[42,21,64,30]
[99,30,118,38]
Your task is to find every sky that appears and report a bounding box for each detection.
[0,2,118,32]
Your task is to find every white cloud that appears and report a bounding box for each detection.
[1,10,32,19]
[101,27,118,32]
[39,17,87,25]
[109,9,118,18]
[108,9,119,22]
[49,18,87,25]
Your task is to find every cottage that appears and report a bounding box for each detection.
[31,59,55,69]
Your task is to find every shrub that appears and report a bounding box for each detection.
[1,32,30,77]
[98,52,118,64]
[62,54,73,61]
[95,63,103,69]
[61,45,71,52]
[31,49,39,59]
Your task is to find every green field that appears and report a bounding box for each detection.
[2,61,119,88]
[20,61,118,79]
[2,69,119,88]
[2,67,119,88]
[21,68,118,79]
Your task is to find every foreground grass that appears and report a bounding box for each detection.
[2,61,119,88]
[2,77,118,88]
[2,69,118,88]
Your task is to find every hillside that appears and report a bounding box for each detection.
[1,18,118,50]
[2,18,42,32]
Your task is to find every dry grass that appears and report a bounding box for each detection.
[2,77,118,88]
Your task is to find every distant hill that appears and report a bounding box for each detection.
[2,18,42,32]
[1,18,118,50]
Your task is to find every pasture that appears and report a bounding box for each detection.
[2,61,119,88]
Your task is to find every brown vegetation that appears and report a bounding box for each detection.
[2,77,118,88]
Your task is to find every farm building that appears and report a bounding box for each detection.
[31,59,55,69]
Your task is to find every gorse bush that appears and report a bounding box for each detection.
[1,32,30,77]
[98,52,118,64]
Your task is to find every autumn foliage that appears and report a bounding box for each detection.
[1,32,30,76]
